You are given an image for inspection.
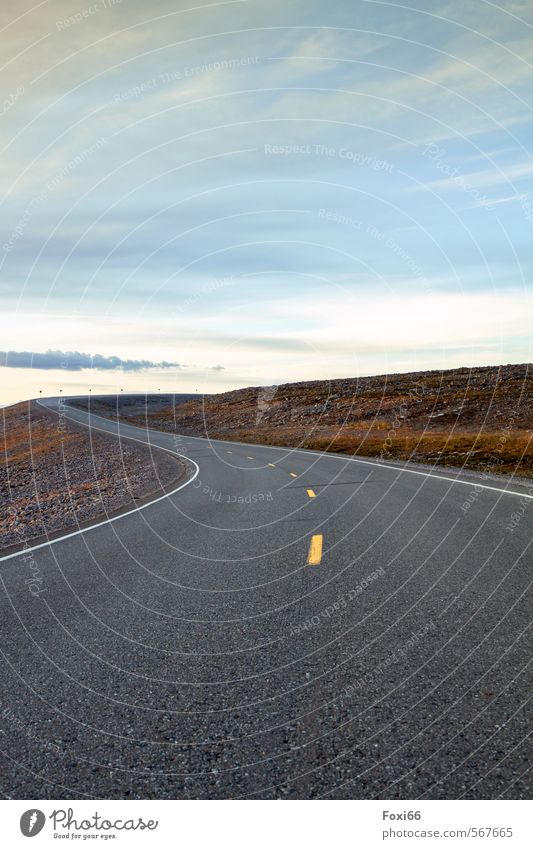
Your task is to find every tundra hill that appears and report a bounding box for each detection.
[71,364,533,477]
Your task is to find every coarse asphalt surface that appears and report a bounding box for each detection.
[0,398,531,799]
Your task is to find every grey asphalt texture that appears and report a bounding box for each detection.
[0,399,531,799]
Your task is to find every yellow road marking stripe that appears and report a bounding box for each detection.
[268,463,276,467]
[307,489,316,498]
[289,472,298,477]
[307,534,323,565]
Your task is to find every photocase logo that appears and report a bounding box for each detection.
[256,384,278,425]
[20,809,46,837]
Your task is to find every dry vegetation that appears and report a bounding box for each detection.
[74,364,533,478]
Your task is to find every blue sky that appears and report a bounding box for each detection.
[1,0,531,403]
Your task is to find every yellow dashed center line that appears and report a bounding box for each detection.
[307,534,323,565]
[307,489,316,498]
[289,472,298,478]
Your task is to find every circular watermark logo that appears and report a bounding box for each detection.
[20,810,45,837]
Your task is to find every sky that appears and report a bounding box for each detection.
[0,0,532,404]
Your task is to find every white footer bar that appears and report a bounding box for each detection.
[2,799,530,848]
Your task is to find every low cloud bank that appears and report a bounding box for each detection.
[0,350,180,372]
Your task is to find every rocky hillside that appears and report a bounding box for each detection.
[71,364,533,477]
[1,401,185,551]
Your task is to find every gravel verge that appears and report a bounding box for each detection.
[1,400,185,552]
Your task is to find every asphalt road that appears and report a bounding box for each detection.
[0,399,531,799]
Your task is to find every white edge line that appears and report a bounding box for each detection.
[0,404,200,564]
[52,401,533,500]
[54,401,533,502]
[154,430,533,501]
[196,436,533,500]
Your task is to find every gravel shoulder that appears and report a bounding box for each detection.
[0,400,185,552]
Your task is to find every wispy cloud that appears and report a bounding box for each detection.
[418,162,533,193]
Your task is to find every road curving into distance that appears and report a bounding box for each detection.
[0,397,531,799]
